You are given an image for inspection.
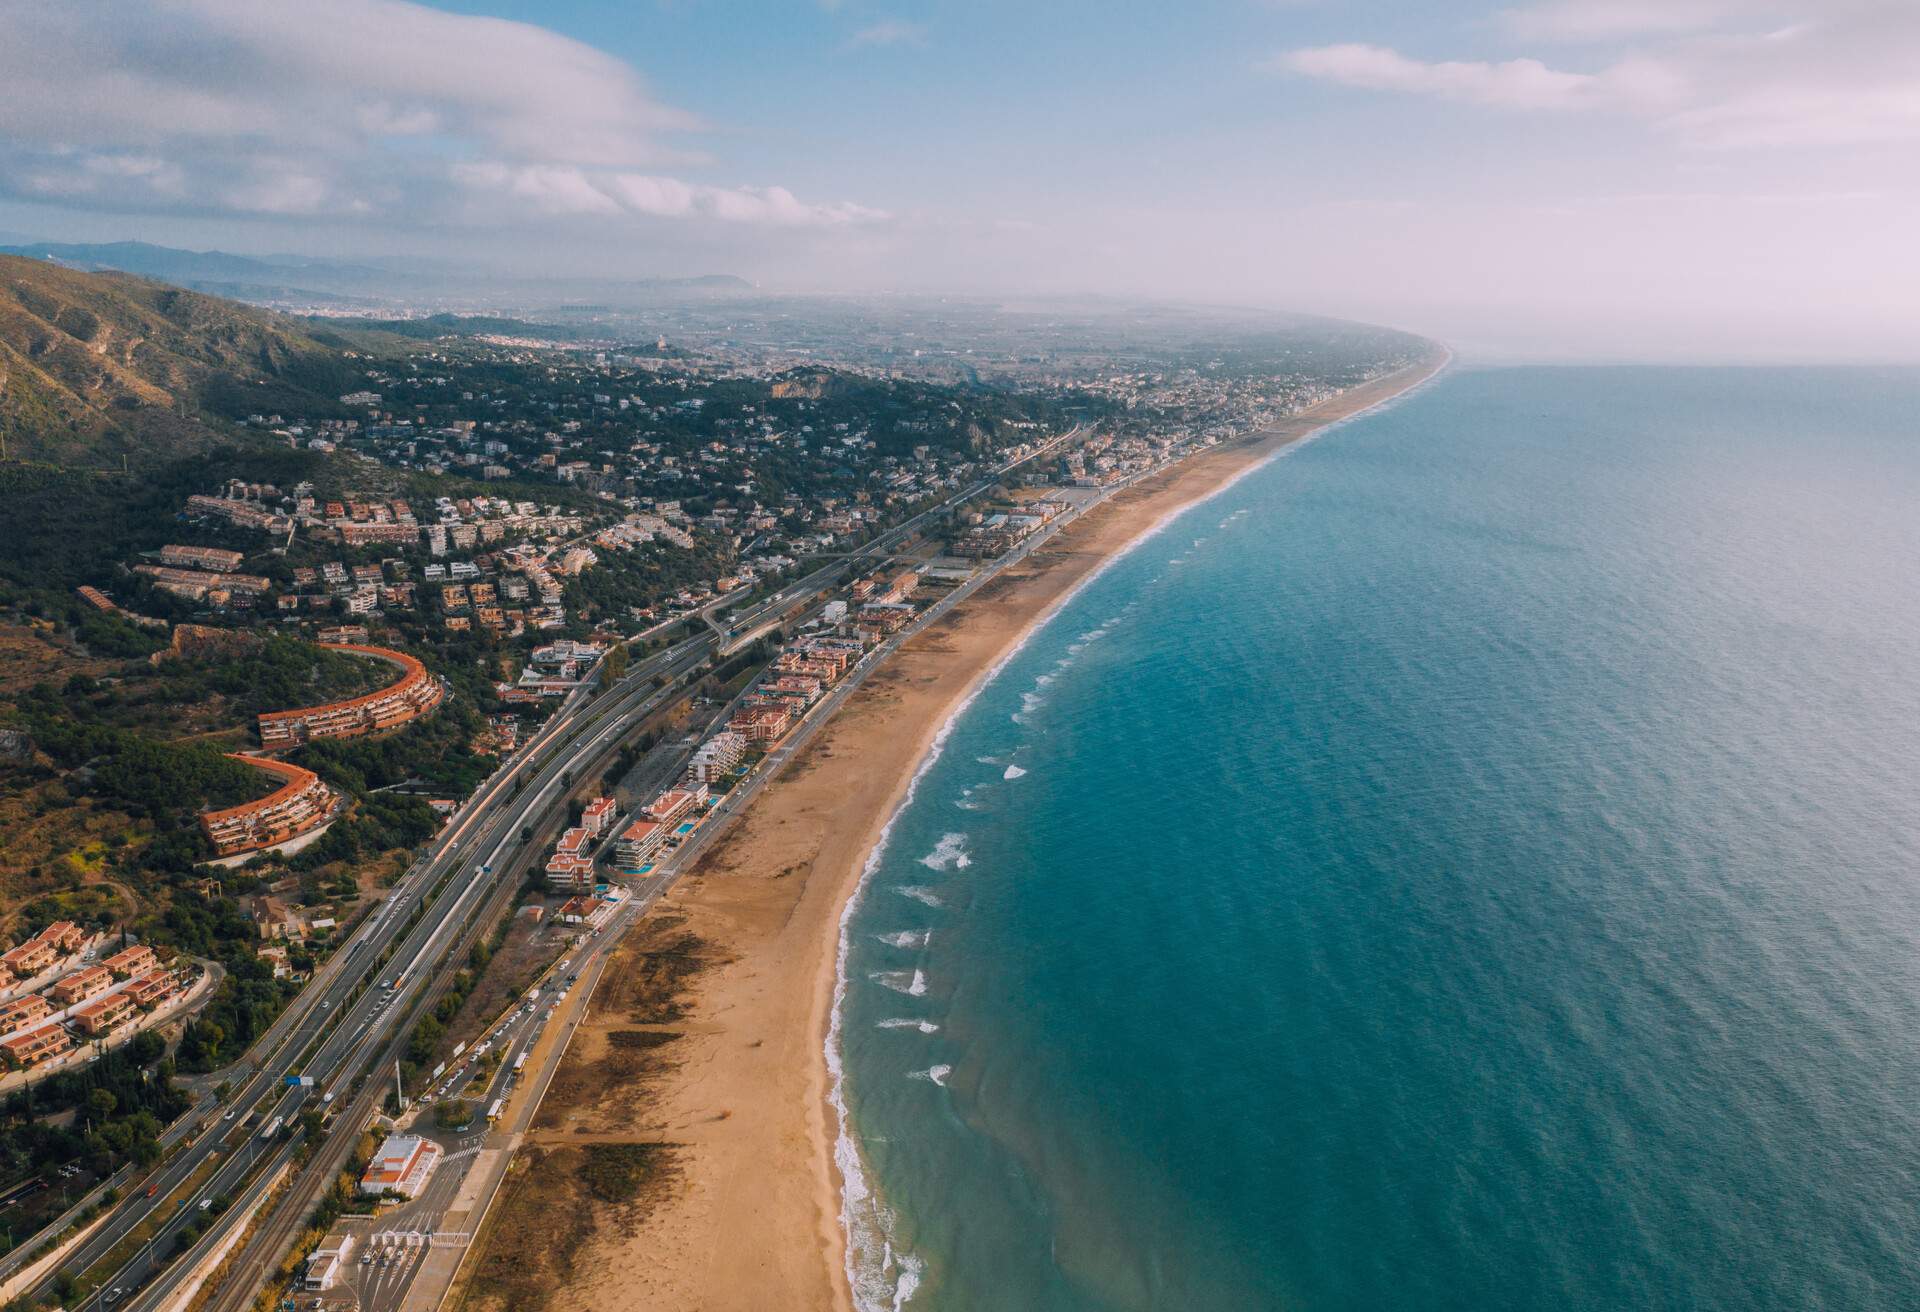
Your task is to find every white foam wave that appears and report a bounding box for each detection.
[876,1018,940,1033]
[825,350,1450,1312]
[896,886,944,907]
[918,832,972,870]
[875,930,931,949]
[910,1065,953,1087]
[870,968,928,996]
[1002,764,1027,780]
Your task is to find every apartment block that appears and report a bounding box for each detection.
[51,966,112,1006]
[256,644,442,747]
[71,991,136,1037]
[1,1024,72,1069]
[199,757,339,858]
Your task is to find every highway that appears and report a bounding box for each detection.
[40,421,1090,1312]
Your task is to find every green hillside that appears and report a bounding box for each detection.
[0,254,366,467]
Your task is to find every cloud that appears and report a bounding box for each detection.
[1272,1,1920,147]
[0,0,884,228]
[451,163,890,226]
[848,20,929,49]
[1498,1,1751,42]
[1271,43,1678,111]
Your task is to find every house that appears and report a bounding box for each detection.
[124,969,179,1010]
[51,966,112,1006]
[1,1024,72,1069]
[102,945,158,979]
[71,991,136,1037]
[0,995,52,1036]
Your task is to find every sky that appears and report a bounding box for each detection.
[1,0,1917,362]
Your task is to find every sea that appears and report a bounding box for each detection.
[830,365,1920,1311]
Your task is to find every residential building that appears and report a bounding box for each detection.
[581,796,617,837]
[199,757,339,858]
[158,544,246,573]
[545,853,596,892]
[256,644,442,747]
[728,705,792,743]
[642,787,706,828]
[685,732,746,784]
[613,819,664,870]
[124,970,179,1010]
[51,966,112,1006]
[71,991,136,1037]
[1,1024,72,1069]
[0,995,52,1037]
[102,945,158,979]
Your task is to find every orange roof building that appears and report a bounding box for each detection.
[200,757,340,858]
[1,1024,72,1069]
[257,644,442,747]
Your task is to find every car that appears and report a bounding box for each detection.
[198,1198,212,1211]
[104,1289,124,1305]
[146,1184,158,1198]
[223,1109,236,1120]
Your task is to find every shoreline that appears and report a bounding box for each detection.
[823,344,1453,1307]
[473,345,1448,1312]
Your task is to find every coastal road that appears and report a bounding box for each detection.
[52,418,1101,1312]
[47,632,719,1312]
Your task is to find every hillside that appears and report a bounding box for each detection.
[0,254,365,467]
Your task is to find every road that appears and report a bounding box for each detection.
[43,420,1091,1312]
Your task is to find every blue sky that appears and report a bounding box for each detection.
[1,0,1916,360]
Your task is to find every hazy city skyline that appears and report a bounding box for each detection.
[2,0,1916,361]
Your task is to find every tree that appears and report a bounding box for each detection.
[603,642,629,682]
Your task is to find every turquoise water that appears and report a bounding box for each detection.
[832,366,1920,1311]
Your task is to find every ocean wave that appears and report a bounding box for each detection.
[870,968,928,996]
[1003,764,1028,780]
[823,366,1446,1312]
[876,1018,940,1033]
[918,832,972,870]
[875,930,931,949]
[896,886,945,907]
[910,1065,953,1087]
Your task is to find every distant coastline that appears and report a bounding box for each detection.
[505,342,1449,1312]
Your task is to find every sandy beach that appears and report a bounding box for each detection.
[455,347,1447,1312]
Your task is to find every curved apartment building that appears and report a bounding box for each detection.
[201,756,340,857]
[257,643,442,747]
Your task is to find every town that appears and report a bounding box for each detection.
[0,283,1425,1312]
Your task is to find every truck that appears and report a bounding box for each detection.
[513,1052,527,1073]
[259,1116,284,1140]
[487,1099,503,1123]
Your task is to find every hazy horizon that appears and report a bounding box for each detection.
[3,0,1917,364]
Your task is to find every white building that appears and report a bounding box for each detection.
[358,1134,442,1198]
[305,1232,356,1290]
